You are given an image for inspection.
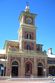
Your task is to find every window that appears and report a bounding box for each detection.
[29,34,31,39]
[24,32,34,40]
[27,33,28,39]
[47,60,55,64]
[26,44,31,50]
[31,43,34,50]
[12,61,18,66]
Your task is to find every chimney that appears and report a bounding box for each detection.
[48,48,52,54]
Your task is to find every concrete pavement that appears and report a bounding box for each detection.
[0,77,54,83]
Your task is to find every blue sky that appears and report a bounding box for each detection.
[0,0,55,53]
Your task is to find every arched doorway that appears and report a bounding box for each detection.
[11,61,18,77]
[49,66,55,76]
[25,61,32,77]
[0,64,4,76]
[37,63,43,77]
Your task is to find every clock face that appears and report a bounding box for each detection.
[26,17,32,24]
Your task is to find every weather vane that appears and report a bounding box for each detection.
[25,1,30,12]
[26,2,29,6]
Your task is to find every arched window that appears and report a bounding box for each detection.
[38,63,43,67]
[12,61,18,66]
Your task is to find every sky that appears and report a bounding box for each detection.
[0,0,55,54]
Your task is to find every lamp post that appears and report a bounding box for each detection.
[43,68,46,77]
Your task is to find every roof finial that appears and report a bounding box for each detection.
[26,2,29,6]
[25,2,30,12]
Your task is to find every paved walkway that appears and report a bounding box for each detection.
[0,77,54,83]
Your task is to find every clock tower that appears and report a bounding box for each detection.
[18,4,37,51]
